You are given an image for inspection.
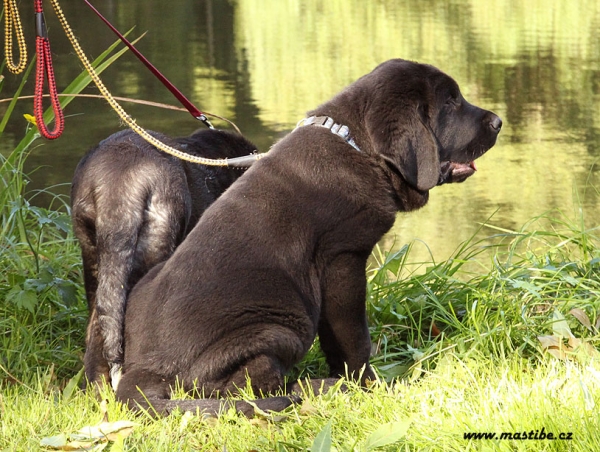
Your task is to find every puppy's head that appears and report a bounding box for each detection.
[362,59,501,191]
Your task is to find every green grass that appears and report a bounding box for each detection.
[3,46,600,452]
[3,154,600,451]
[2,350,600,450]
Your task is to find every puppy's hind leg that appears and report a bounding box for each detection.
[118,355,296,418]
[222,354,287,396]
[215,354,299,416]
[115,365,172,416]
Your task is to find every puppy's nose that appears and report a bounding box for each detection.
[489,115,502,133]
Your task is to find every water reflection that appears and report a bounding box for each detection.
[1,0,599,264]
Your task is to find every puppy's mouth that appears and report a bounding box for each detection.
[438,161,477,185]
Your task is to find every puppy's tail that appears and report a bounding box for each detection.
[95,220,139,373]
[94,183,152,377]
[95,181,189,387]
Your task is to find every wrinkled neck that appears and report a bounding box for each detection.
[382,160,430,211]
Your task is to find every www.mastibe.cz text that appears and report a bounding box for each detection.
[464,428,573,441]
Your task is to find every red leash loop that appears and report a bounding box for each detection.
[34,0,64,140]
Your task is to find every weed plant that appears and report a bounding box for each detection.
[365,211,600,381]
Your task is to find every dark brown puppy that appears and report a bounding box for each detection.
[71,128,256,389]
[116,59,502,416]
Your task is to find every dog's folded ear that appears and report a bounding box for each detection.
[366,103,440,191]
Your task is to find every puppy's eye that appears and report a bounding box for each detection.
[445,96,461,110]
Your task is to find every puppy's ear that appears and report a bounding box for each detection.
[367,104,440,191]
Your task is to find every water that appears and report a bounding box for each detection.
[2,0,600,264]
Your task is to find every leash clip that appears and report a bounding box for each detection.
[35,12,48,39]
[197,113,215,129]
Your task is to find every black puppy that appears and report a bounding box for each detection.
[116,59,502,416]
[71,128,256,389]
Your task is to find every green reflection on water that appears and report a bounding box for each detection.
[233,0,600,262]
[1,0,599,263]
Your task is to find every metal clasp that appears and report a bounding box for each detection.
[35,12,48,39]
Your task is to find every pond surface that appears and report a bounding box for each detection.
[2,0,600,265]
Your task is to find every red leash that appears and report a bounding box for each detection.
[34,0,65,140]
[83,0,213,129]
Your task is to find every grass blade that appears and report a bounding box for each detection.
[0,57,36,135]
[364,419,412,450]
[311,422,332,452]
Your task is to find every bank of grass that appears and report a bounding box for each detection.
[3,63,600,452]
[2,355,600,451]
[2,153,600,451]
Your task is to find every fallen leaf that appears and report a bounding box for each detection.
[568,337,600,358]
[249,418,270,429]
[538,335,569,360]
[39,433,107,451]
[430,321,442,338]
[299,399,318,416]
[40,434,69,449]
[545,348,568,360]
[532,303,553,314]
[567,336,583,349]
[570,308,593,331]
[76,420,137,442]
[538,335,561,350]
[539,334,600,362]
